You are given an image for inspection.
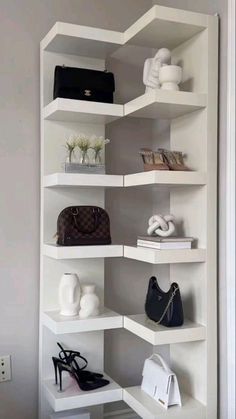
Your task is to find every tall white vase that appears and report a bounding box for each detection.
[79,284,100,319]
[58,273,81,316]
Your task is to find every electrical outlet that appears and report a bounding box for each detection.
[0,355,11,382]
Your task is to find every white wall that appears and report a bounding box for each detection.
[0,1,151,418]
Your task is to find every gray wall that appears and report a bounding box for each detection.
[0,1,227,418]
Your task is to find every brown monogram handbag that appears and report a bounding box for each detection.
[57,206,111,246]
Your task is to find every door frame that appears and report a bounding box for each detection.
[226,0,235,417]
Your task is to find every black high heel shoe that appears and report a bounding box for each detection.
[56,360,110,392]
[52,356,103,386]
[57,342,85,364]
[57,343,103,379]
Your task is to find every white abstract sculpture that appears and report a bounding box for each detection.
[79,284,100,319]
[58,273,81,316]
[143,48,171,92]
[147,215,176,237]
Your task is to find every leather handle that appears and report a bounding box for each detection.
[72,208,100,234]
[150,354,172,374]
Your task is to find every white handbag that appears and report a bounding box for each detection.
[141,353,182,410]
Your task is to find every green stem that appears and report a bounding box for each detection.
[95,150,102,164]
[69,150,73,163]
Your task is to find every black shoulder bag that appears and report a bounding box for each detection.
[145,276,184,327]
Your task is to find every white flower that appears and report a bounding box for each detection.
[91,136,110,152]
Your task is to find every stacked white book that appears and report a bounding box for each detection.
[137,236,194,250]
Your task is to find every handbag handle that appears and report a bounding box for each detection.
[71,207,100,234]
[150,353,172,374]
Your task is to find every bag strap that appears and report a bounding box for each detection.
[155,285,179,325]
[150,354,173,375]
[71,207,100,234]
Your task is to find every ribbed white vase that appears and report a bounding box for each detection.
[79,284,100,319]
[58,273,81,316]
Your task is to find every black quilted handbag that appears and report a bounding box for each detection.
[53,66,115,103]
[56,206,111,246]
[145,276,184,327]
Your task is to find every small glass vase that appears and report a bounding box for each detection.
[79,150,89,165]
[92,150,102,165]
[66,150,76,164]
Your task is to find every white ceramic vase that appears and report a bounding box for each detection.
[159,65,182,91]
[58,273,81,316]
[79,284,100,319]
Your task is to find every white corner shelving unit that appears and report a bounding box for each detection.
[40,5,218,419]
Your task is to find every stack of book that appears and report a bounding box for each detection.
[137,236,194,250]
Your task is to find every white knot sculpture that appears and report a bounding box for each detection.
[147,214,176,237]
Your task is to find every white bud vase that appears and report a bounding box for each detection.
[58,273,81,316]
[79,284,100,319]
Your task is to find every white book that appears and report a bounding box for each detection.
[138,239,192,245]
[138,236,194,243]
[137,241,192,250]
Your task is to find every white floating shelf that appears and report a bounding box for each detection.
[124,170,206,187]
[43,98,123,124]
[123,386,206,419]
[124,91,206,120]
[44,172,206,188]
[44,173,123,188]
[41,21,124,57]
[44,375,122,412]
[124,246,206,264]
[42,308,123,334]
[41,6,210,57]
[43,93,206,124]
[124,315,206,345]
[124,5,208,50]
[44,244,123,260]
